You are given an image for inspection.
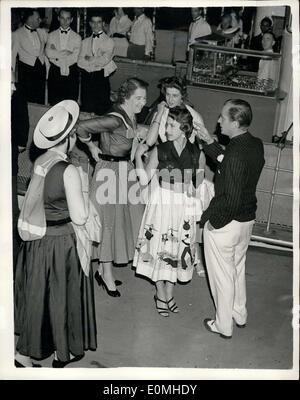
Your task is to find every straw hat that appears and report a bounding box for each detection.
[33,100,79,149]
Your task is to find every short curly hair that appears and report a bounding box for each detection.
[168,106,193,139]
[161,76,187,99]
[117,78,149,105]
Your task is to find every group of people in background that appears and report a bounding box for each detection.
[12,7,266,369]
[12,7,154,115]
[249,16,281,82]
[188,8,281,87]
[11,7,282,114]
[188,7,281,53]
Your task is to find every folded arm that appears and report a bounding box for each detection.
[93,41,115,69]
[46,37,81,67]
[65,36,81,67]
[78,43,92,72]
[45,40,61,60]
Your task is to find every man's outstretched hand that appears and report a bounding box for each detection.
[194,122,214,145]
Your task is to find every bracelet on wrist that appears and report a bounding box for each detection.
[79,134,92,143]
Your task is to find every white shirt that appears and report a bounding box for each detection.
[25,25,41,55]
[59,27,71,50]
[92,31,104,56]
[12,26,48,70]
[188,16,212,49]
[258,50,278,83]
[45,28,81,76]
[109,15,132,36]
[129,14,154,55]
[78,32,117,76]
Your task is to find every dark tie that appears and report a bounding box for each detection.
[25,25,37,33]
[60,30,69,34]
[92,32,102,38]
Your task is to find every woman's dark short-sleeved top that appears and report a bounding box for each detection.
[44,161,70,221]
[157,141,200,185]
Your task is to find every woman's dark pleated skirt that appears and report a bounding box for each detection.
[14,223,97,362]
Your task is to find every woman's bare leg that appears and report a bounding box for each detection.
[102,261,117,291]
[165,281,179,313]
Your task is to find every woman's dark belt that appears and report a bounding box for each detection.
[99,153,130,162]
[46,217,71,226]
[112,33,127,39]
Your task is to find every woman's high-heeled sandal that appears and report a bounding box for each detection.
[154,295,169,317]
[167,297,179,313]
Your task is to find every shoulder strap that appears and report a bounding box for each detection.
[18,152,67,241]
[107,111,130,129]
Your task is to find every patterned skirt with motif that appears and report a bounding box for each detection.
[133,183,204,283]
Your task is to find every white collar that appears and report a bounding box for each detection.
[136,14,145,22]
[60,27,71,32]
[25,24,37,31]
[48,148,68,159]
[193,16,203,23]
[116,14,126,21]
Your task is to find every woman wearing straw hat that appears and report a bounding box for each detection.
[14,100,97,368]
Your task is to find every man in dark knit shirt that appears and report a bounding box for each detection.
[196,99,265,339]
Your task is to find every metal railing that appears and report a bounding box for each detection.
[253,124,293,248]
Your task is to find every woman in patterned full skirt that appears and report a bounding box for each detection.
[133,106,206,317]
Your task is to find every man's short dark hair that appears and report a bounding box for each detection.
[225,99,253,128]
[88,9,104,21]
[22,8,39,23]
[192,7,204,13]
[59,8,74,19]
[261,17,272,27]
